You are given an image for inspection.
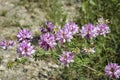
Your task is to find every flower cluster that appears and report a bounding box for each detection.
[17,29,33,42]
[96,24,110,36]
[0,40,14,50]
[105,63,120,79]
[0,19,116,79]
[80,23,110,39]
[17,41,35,57]
[39,22,57,50]
[56,28,73,43]
[39,22,79,50]
[39,33,56,50]
[40,22,55,33]
[17,29,35,57]
[59,51,74,67]
[56,22,79,43]
[80,23,97,39]
[64,22,79,35]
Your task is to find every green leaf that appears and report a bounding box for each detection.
[89,0,96,6]
[111,0,117,2]
[82,1,88,13]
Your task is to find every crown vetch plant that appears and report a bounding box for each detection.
[59,51,74,67]
[63,22,79,35]
[1,18,117,79]
[56,28,73,43]
[17,29,33,42]
[96,24,110,37]
[40,27,48,33]
[45,22,55,32]
[39,33,56,51]
[0,40,14,50]
[105,63,120,79]
[40,22,55,33]
[80,23,97,39]
[17,41,35,57]
[56,22,79,43]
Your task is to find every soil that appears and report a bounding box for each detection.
[0,0,81,80]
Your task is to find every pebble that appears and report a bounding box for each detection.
[0,65,5,71]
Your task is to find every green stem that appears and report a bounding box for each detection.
[82,65,105,76]
[82,65,97,72]
[56,44,62,53]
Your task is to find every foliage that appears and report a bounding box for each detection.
[72,0,120,79]
[44,0,67,26]
[15,57,28,64]
[7,61,16,68]
[0,0,120,80]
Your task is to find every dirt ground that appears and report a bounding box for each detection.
[0,0,81,80]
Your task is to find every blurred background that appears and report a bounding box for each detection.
[0,0,120,80]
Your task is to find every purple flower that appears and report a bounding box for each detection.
[56,28,73,43]
[39,33,56,50]
[9,40,15,46]
[96,24,110,36]
[59,51,74,67]
[105,63,120,79]
[17,41,35,57]
[17,29,33,42]
[80,23,97,39]
[0,40,8,50]
[0,40,15,50]
[45,22,55,32]
[64,22,79,35]
[40,27,48,33]
[40,22,55,33]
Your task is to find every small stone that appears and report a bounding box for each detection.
[38,71,48,79]
[24,65,34,70]
[23,68,28,73]
[42,66,51,72]
[0,65,5,71]
[48,63,59,68]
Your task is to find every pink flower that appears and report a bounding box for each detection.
[17,29,33,42]
[0,40,15,50]
[59,51,74,67]
[64,22,79,35]
[39,33,56,50]
[105,63,120,79]
[17,41,35,57]
[96,24,110,36]
[45,22,55,32]
[56,28,73,43]
[40,22,55,33]
[80,23,97,39]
